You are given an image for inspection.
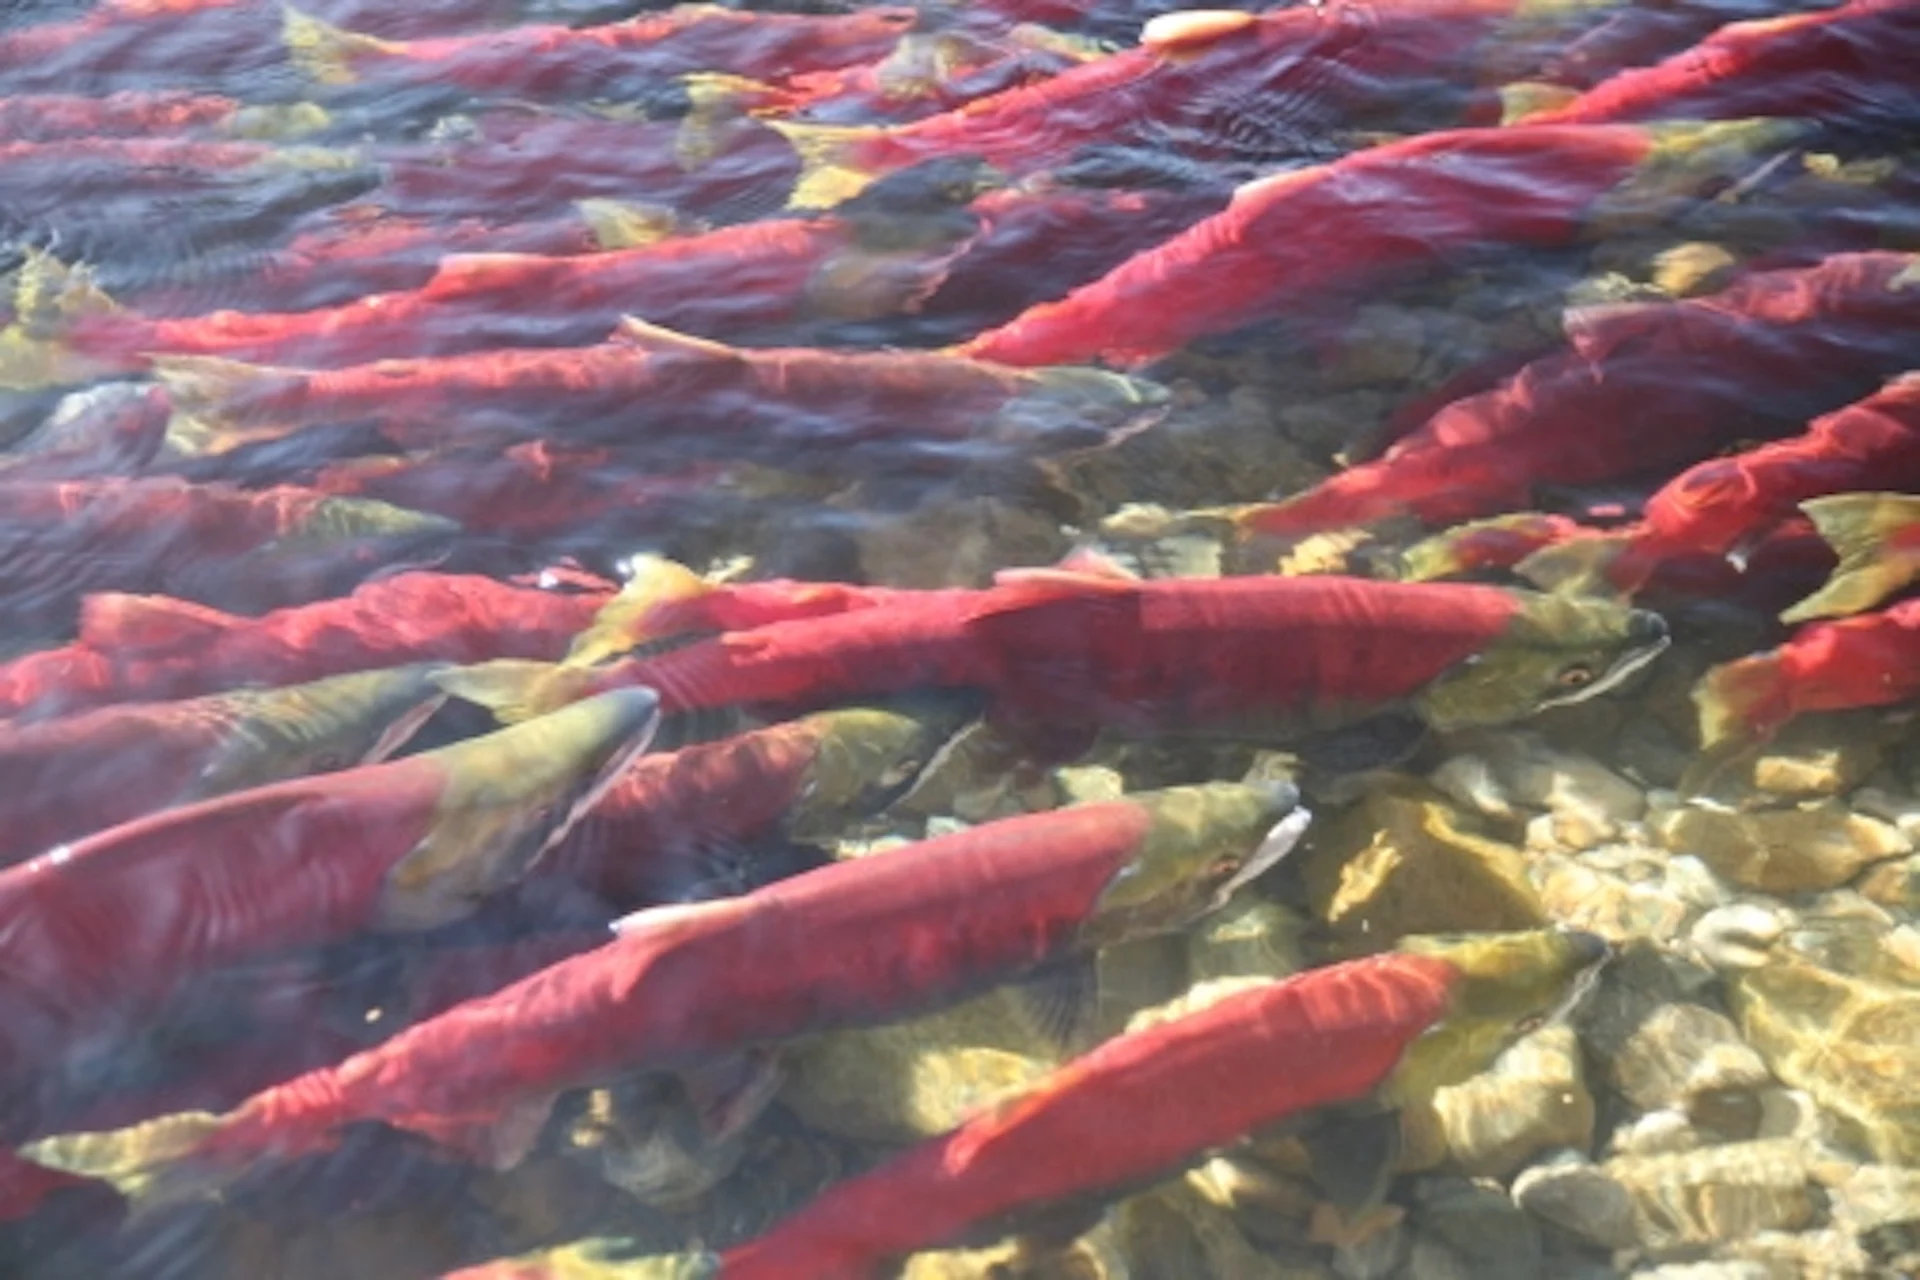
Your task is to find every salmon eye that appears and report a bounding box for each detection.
[1557,664,1596,689]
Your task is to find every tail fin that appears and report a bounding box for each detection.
[432,660,598,723]
[20,1112,234,1216]
[150,355,307,456]
[282,3,397,87]
[0,251,123,390]
[1780,492,1920,623]
[1396,512,1581,582]
[224,101,333,141]
[575,199,681,251]
[763,120,888,210]
[1692,652,1791,748]
[1514,531,1637,598]
[1495,81,1581,125]
[566,555,715,667]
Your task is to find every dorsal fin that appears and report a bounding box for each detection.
[79,592,237,652]
[611,316,744,361]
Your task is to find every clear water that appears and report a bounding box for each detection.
[0,0,1916,1275]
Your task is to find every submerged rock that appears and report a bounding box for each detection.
[1300,780,1547,949]
[780,986,1057,1146]
[1400,1176,1544,1280]
[1602,1139,1818,1256]
[1732,954,1920,1165]
[1655,802,1911,895]
[1402,1025,1594,1178]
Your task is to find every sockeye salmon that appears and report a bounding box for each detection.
[151,318,1166,464]
[1231,251,1920,537]
[0,664,447,869]
[127,197,682,319]
[309,447,730,547]
[25,782,1308,1194]
[0,688,660,1100]
[1513,0,1920,132]
[282,3,920,100]
[440,573,1669,756]
[1519,372,1920,597]
[0,90,326,142]
[771,0,1651,208]
[19,165,993,382]
[0,476,462,639]
[701,929,1608,1278]
[957,119,1805,369]
[0,571,609,723]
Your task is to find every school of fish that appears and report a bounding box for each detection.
[0,0,1914,1274]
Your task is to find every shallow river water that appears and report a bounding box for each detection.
[0,0,1917,1275]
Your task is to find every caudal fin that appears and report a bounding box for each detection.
[1692,652,1791,748]
[566,555,715,667]
[0,251,124,390]
[20,1113,235,1215]
[432,660,598,723]
[282,3,397,87]
[763,120,889,210]
[1780,492,1920,623]
[151,355,307,456]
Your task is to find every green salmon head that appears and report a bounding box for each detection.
[178,663,450,804]
[787,702,978,841]
[1383,927,1610,1107]
[1080,781,1310,949]
[377,687,662,930]
[1414,592,1668,730]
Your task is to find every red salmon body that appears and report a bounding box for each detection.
[515,574,1521,737]
[1697,596,1920,743]
[310,446,726,543]
[969,574,1523,738]
[1524,372,1920,595]
[191,797,1197,1161]
[309,6,920,101]
[373,115,800,225]
[807,0,1625,190]
[158,320,1150,463]
[1524,0,1920,128]
[0,90,249,140]
[0,758,447,1090]
[0,476,456,633]
[1243,251,1920,536]
[957,123,1659,368]
[0,573,607,722]
[0,688,658,1098]
[718,950,1457,1279]
[76,217,904,376]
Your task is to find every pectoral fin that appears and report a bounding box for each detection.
[1012,954,1101,1056]
[1298,1107,1403,1216]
